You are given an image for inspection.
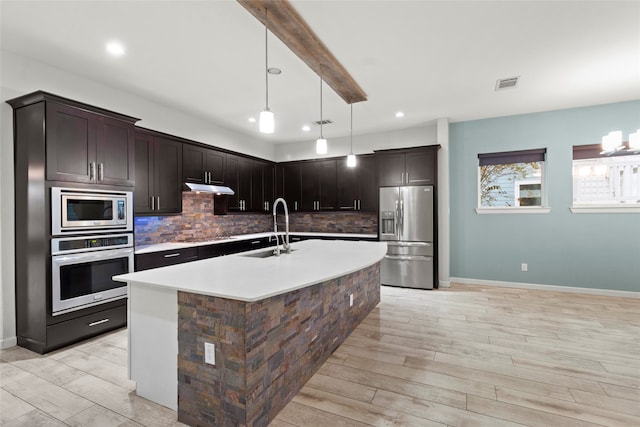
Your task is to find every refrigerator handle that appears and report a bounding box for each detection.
[399,198,404,240]
[394,200,400,238]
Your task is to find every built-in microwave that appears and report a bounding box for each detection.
[51,187,133,235]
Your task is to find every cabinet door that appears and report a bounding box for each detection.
[300,162,319,211]
[337,159,359,210]
[225,155,240,210]
[406,149,436,185]
[282,163,301,211]
[153,137,183,214]
[238,157,253,210]
[318,160,337,210]
[97,116,135,186]
[358,155,378,211]
[205,150,225,184]
[134,132,154,214]
[377,152,405,187]
[250,160,263,211]
[46,103,97,183]
[183,144,206,184]
[263,163,275,211]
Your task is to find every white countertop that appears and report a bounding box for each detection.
[134,232,378,255]
[116,239,387,302]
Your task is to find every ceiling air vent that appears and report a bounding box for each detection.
[495,76,519,91]
[314,119,333,126]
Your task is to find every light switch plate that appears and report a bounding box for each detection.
[204,342,215,365]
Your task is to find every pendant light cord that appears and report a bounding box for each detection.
[350,103,353,153]
[319,68,324,138]
[265,9,269,110]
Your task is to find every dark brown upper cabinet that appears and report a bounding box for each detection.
[301,159,337,211]
[252,161,275,213]
[183,144,225,185]
[225,154,252,212]
[376,146,438,187]
[134,130,183,215]
[280,163,301,211]
[336,154,377,211]
[43,101,136,187]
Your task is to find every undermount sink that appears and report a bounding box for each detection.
[242,248,297,258]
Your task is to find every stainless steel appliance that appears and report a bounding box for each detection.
[51,187,133,235]
[51,233,133,315]
[379,185,435,289]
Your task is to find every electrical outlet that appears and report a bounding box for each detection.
[521,263,528,272]
[349,294,353,307]
[204,342,215,365]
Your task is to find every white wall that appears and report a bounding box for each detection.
[274,122,437,162]
[0,49,279,348]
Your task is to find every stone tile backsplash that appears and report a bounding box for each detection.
[135,192,378,246]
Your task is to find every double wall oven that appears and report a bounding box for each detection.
[50,187,134,316]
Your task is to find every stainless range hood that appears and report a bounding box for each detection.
[184,183,235,195]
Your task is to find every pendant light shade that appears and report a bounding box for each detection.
[259,9,274,134]
[259,109,274,133]
[316,72,328,154]
[346,103,356,167]
[316,138,328,154]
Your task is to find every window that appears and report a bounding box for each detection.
[572,144,640,208]
[477,149,547,211]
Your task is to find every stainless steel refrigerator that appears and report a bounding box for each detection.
[379,185,435,289]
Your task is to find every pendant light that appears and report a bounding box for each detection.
[316,70,328,154]
[259,9,274,134]
[346,102,357,167]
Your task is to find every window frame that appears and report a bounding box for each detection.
[571,144,640,214]
[475,148,550,215]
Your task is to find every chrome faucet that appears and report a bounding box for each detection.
[272,198,290,256]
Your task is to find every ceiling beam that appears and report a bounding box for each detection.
[237,0,367,104]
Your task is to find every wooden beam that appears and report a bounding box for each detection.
[237,0,367,104]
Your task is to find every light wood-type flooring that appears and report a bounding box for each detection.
[1,284,639,426]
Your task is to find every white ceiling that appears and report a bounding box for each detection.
[1,0,639,144]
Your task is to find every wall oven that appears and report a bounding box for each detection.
[51,233,133,315]
[51,187,133,235]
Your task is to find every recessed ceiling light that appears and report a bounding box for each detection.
[248,117,256,123]
[395,111,404,118]
[106,41,125,57]
[302,125,311,132]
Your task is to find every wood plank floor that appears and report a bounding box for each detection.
[1,284,639,426]
[273,284,640,427]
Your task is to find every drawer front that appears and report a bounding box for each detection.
[135,247,198,271]
[47,304,127,350]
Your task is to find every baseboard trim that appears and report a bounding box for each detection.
[450,277,639,299]
[0,336,17,349]
[439,280,451,288]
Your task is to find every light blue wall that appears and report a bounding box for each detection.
[450,101,640,292]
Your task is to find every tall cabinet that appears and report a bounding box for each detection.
[7,91,139,354]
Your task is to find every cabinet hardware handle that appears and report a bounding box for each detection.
[354,200,357,210]
[88,318,110,327]
[89,162,96,181]
[251,240,261,245]
[164,253,181,258]
[208,171,212,183]
[156,197,160,211]
[358,200,361,210]
[294,201,298,211]
[204,171,208,183]
[98,163,104,181]
[151,196,155,211]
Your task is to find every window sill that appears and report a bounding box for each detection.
[570,205,640,214]
[475,207,551,215]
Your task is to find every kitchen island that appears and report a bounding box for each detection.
[114,239,387,426]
